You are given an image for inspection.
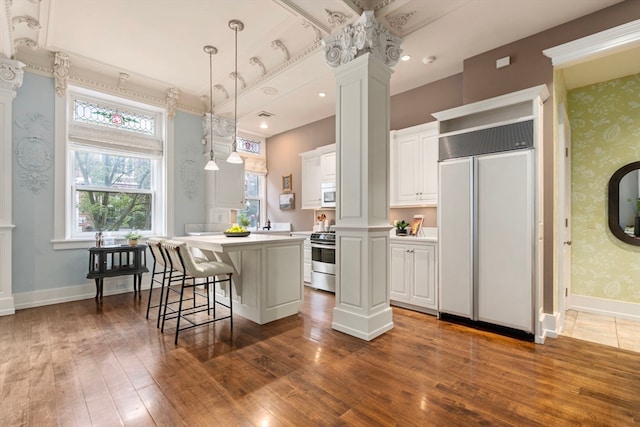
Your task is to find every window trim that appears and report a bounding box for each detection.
[53,85,171,250]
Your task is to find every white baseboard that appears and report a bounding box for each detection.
[568,294,640,321]
[14,275,151,311]
[538,309,561,343]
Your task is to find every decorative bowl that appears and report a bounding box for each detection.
[224,231,251,237]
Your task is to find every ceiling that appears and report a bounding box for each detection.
[4,0,627,138]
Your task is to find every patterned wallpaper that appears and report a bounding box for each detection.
[568,73,640,303]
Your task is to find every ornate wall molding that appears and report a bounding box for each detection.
[12,15,40,30]
[385,11,415,32]
[53,51,69,96]
[229,71,246,90]
[214,84,229,100]
[325,9,352,29]
[271,39,290,62]
[302,19,321,41]
[14,37,38,49]
[203,113,234,139]
[165,87,180,120]
[0,57,25,93]
[14,113,53,194]
[180,159,200,198]
[118,72,129,89]
[249,57,267,76]
[322,10,402,68]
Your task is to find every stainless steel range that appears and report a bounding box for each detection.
[310,231,335,293]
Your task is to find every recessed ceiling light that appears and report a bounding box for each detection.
[318,92,326,97]
[260,122,268,129]
[422,56,436,64]
[401,54,411,61]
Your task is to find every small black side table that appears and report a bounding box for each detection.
[87,244,149,302]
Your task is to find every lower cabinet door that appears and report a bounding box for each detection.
[411,244,437,309]
[390,244,411,302]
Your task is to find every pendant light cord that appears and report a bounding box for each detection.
[209,48,214,160]
[233,24,238,153]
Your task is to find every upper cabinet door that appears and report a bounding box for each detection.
[320,151,336,183]
[390,122,439,207]
[301,153,321,209]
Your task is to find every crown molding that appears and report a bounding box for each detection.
[543,19,640,68]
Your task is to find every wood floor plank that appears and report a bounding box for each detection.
[1,287,639,426]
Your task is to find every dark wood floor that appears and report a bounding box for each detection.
[1,287,639,426]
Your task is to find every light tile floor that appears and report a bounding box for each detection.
[561,310,640,352]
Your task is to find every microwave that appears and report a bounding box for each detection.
[321,182,336,208]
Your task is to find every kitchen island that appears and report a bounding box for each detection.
[176,234,305,324]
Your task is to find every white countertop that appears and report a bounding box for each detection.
[177,233,306,252]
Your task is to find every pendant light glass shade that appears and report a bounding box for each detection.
[226,150,243,164]
[204,158,219,170]
[227,19,244,165]
[204,44,218,171]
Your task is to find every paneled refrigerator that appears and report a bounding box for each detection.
[438,120,535,335]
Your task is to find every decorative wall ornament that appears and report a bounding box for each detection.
[261,87,278,95]
[118,72,129,89]
[302,19,322,41]
[325,9,352,29]
[14,113,53,194]
[271,39,290,62]
[180,159,200,198]
[53,51,70,96]
[202,113,234,139]
[14,37,38,49]
[12,15,41,30]
[229,71,246,90]
[386,11,415,32]
[214,84,229,99]
[322,10,402,68]
[249,57,267,76]
[165,87,180,119]
[0,57,25,92]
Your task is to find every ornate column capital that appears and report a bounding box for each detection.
[53,51,70,96]
[322,10,402,69]
[0,57,25,95]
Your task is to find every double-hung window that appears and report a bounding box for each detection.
[236,135,266,229]
[55,86,167,247]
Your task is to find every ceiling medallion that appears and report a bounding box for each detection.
[261,87,278,96]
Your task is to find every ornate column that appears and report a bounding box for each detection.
[322,11,401,340]
[0,57,24,316]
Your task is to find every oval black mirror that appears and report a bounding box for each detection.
[608,161,640,246]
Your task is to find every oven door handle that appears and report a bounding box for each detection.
[311,242,335,250]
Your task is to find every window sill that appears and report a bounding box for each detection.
[52,239,95,250]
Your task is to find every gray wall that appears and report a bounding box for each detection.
[11,72,205,295]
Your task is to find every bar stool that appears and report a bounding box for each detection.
[145,238,173,327]
[160,240,234,345]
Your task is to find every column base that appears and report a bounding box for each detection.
[332,305,393,341]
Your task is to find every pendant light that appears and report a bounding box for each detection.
[226,19,244,164]
[203,45,219,171]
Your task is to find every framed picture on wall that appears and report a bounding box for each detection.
[279,193,295,210]
[282,174,292,193]
[410,215,424,236]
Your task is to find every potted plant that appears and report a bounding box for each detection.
[238,214,251,231]
[125,230,142,246]
[394,219,410,236]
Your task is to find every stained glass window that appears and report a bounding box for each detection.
[237,136,261,154]
[73,99,155,136]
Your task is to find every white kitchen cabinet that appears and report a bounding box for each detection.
[205,139,245,210]
[300,144,335,209]
[390,122,439,207]
[301,152,322,209]
[291,232,312,283]
[390,240,437,313]
[321,150,336,183]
